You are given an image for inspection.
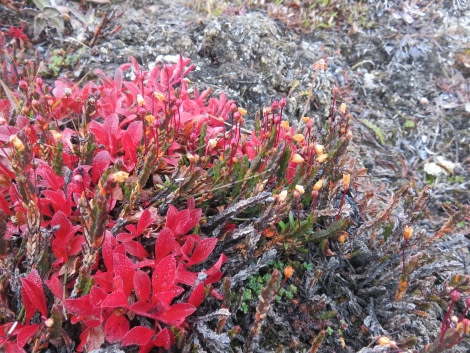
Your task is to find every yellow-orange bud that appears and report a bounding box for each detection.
[313,179,324,191]
[316,153,328,163]
[10,135,24,152]
[292,134,304,143]
[278,190,288,202]
[145,114,155,124]
[283,265,294,279]
[208,138,217,149]
[112,171,129,183]
[153,91,165,102]
[291,153,305,164]
[237,107,247,116]
[295,185,304,195]
[403,226,413,240]
[340,102,347,114]
[313,143,324,155]
[280,120,290,130]
[50,130,62,142]
[377,337,395,347]
[301,116,310,123]
[137,94,145,106]
[337,231,348,244]
[342,174,351,190]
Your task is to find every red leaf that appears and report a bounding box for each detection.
[42,189,71,216]
[152,255,176,293]
[17,324,39,348]
[121,326,154,346]
[155,228,178,260]
[105,314,129,344]
[153,328,171,350]
[35,160,64,189]
[123,241,149,259]
[21,270,47,322]
[211,288,224,300]
[205,253,227,276]
[122,121,142,167]
[136,209,155,235]
[116,232,134,242]
[101,291,128,308]
[134,270,151,302]
[176,264,198,286]
[0,125,19,143]
[45,272,63,300]
[5,341,26,353]
[77,326,105,352]
[188,283,206,308]
[130,301,154,318]
[154,303,196,325]
[187,238,217,266]
[91,150,111,184]
[165,206,201,236]
[164,205,181,233]
[102,231,117,272]
[63,296,93,317]
[113,253,136,296]
[93,270,113,293]
[51,211,73,240]
[89,286,107,307]
[154,285,184,306]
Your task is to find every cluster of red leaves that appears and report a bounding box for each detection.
[0,56,231,353]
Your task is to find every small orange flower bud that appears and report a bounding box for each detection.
[456,319,470,335]
[316,153,328,163]
[313,179,324,191]
[154,91,165,102]
[145,114,155,124]
[377,337,395,347]
[50,130,62,142]
[10,135,25,152]
[340,102,347,114]
[280,120,290,130]
[283,266,294,279]
[403,226,413,240]
[292,134,304,143]
[278,190,288,202]
[187,153,200,163]
[295,185,305,195]
[291,153,305,164]
[112,171,129,183]
[137,94,146,106]
[301,116,310,123]
[313,143,324,155]
[237,107,247,116]
[208,138,217,149]
[342,174,351,190]
[337,231,348,244]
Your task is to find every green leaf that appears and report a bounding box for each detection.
[403,120,416,129]
[360,119,385,145]
[307,218,351,243]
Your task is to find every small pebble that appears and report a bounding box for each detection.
[464,102,470,113]
[419,97,429,105]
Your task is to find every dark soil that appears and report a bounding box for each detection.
[1,0,469,352]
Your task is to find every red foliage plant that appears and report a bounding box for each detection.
[0,56,231,353]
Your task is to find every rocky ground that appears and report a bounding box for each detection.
[1,0,469,352]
